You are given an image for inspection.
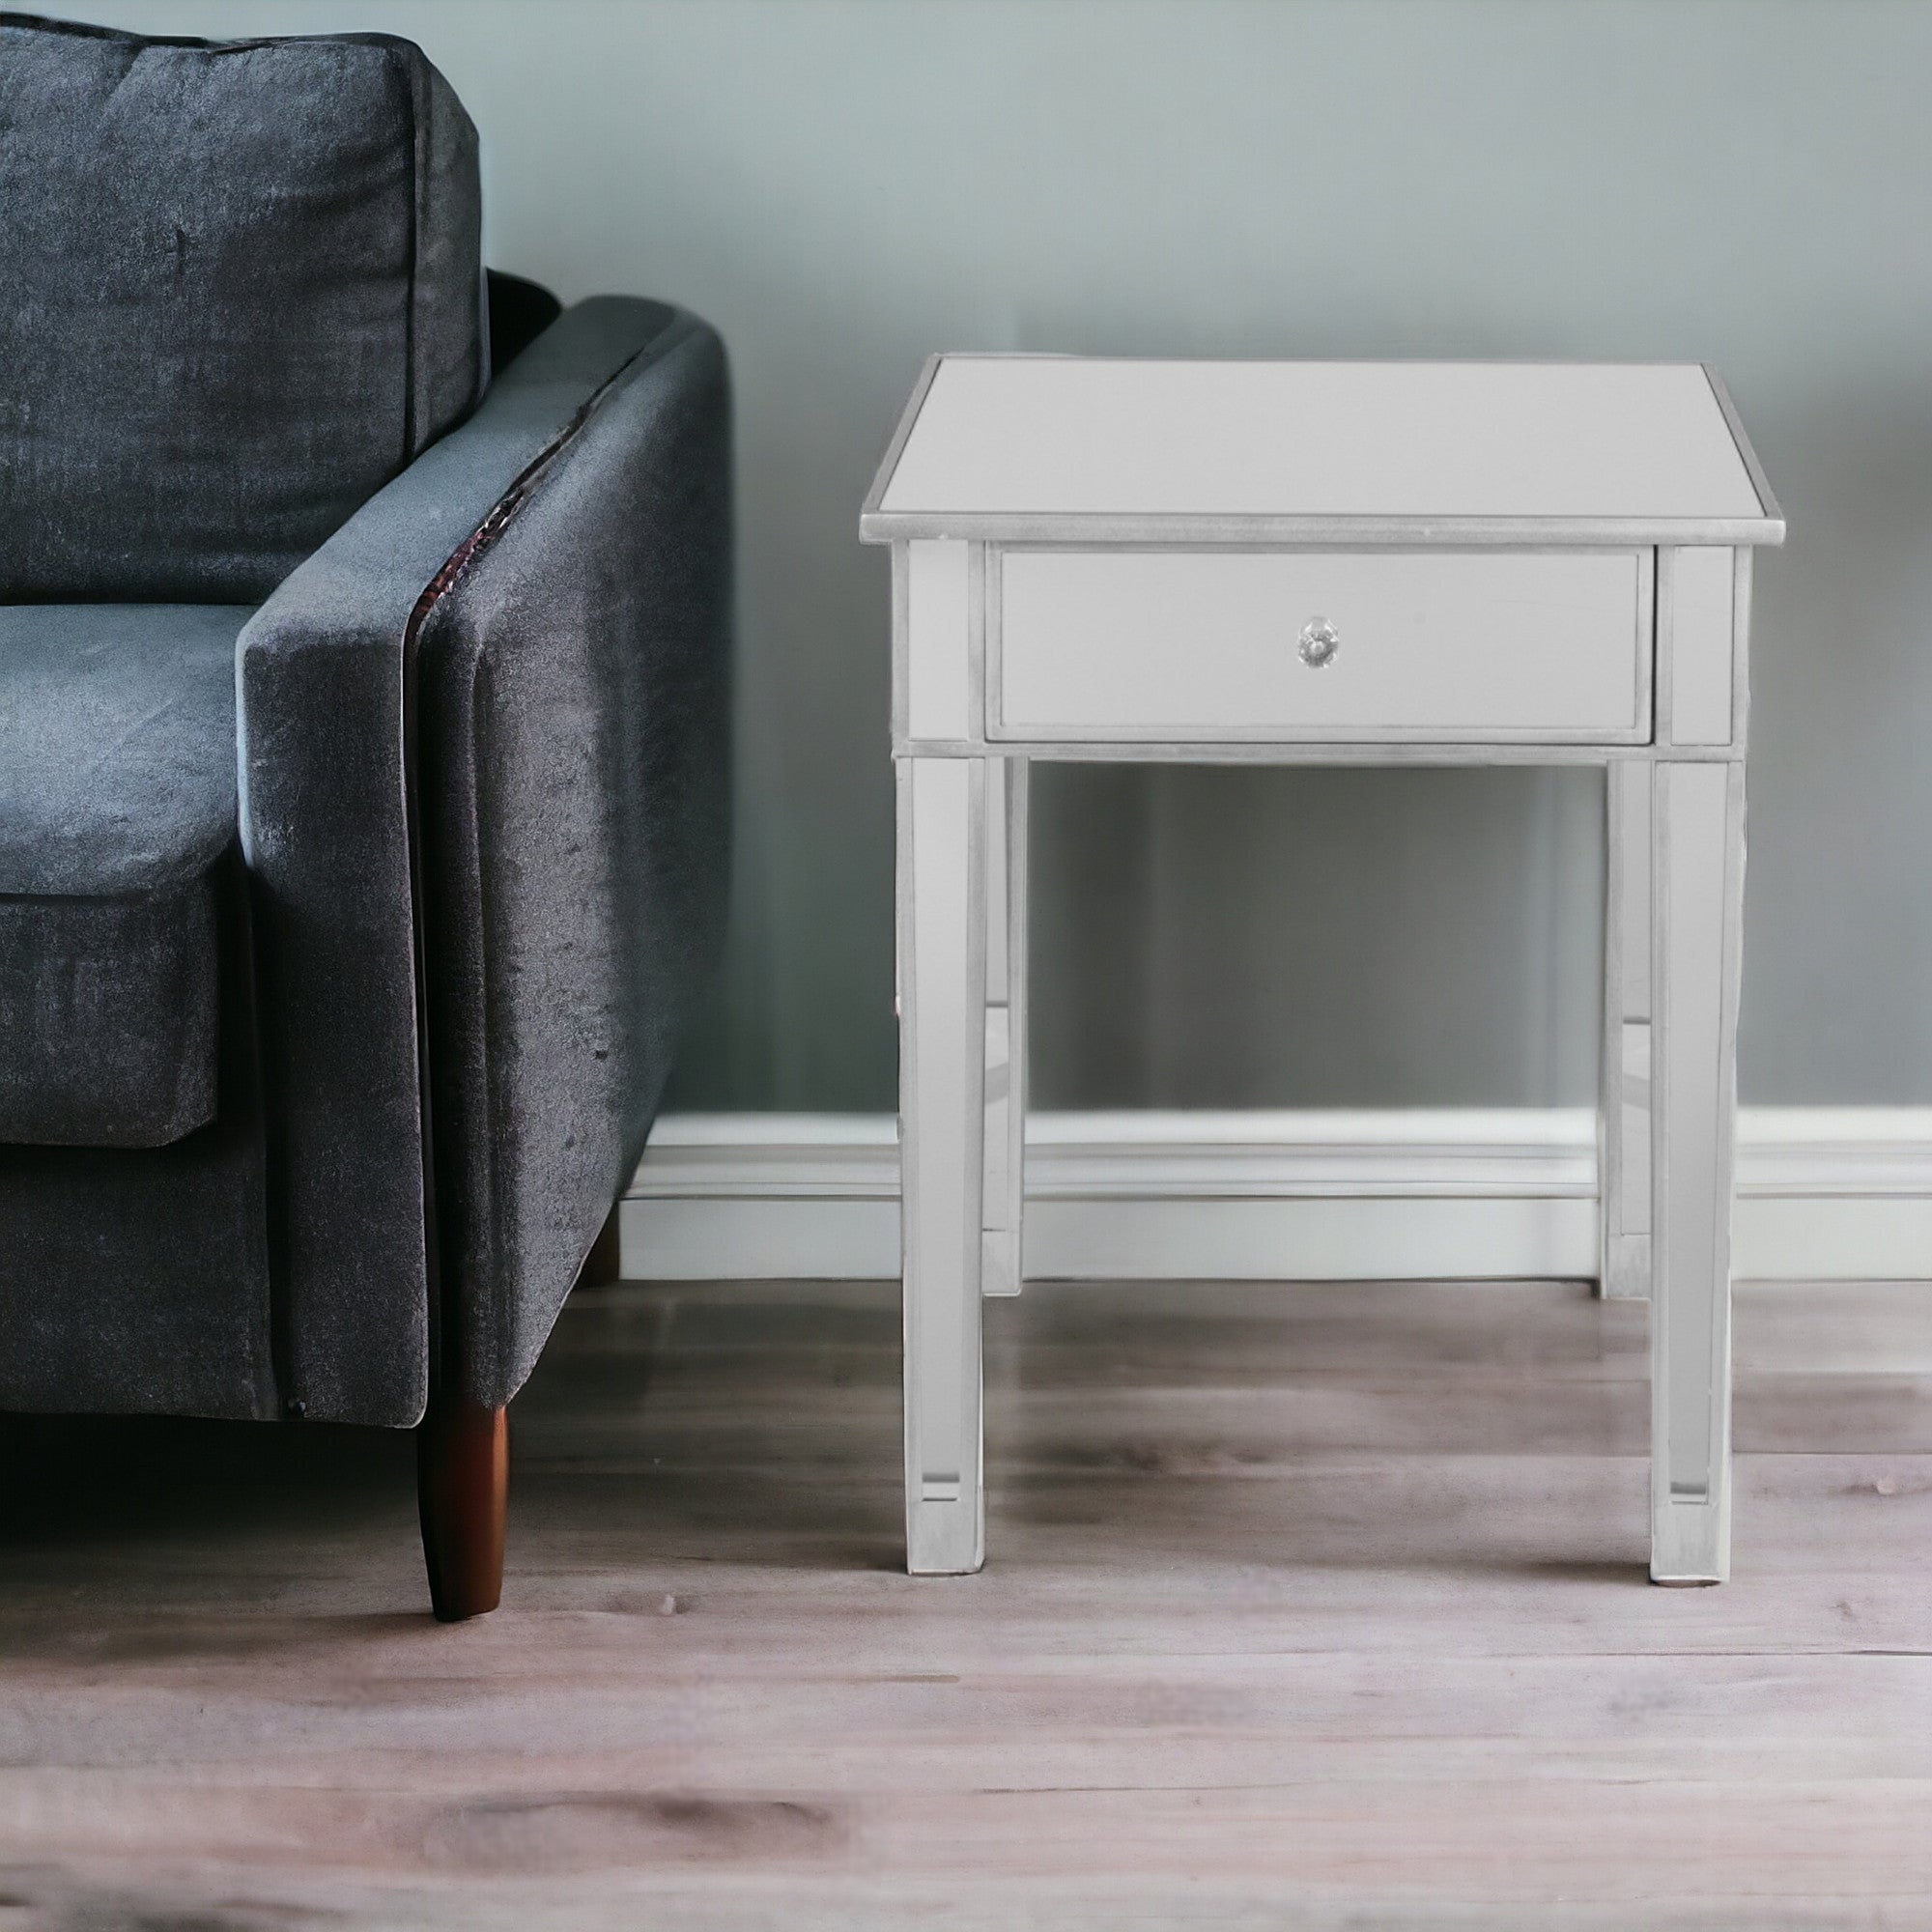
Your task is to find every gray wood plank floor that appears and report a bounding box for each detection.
[1,1277,1927,1929]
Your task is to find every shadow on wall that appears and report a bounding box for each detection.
[1739,384,1932,1104]
[1029,762,1606,1110]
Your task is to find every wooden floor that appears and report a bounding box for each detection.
[1,1276,1929,1929]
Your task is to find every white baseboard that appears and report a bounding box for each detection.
[620,1108,1932,1285]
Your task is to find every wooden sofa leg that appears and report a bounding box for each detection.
[417,1395,508,1622]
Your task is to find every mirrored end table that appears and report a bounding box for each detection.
[861,356,1783,1583]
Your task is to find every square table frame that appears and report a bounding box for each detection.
[865,358,1783,1586]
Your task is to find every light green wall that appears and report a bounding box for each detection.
[73,0,1932,1108]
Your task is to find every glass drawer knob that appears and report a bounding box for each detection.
[1297,618,1340,668]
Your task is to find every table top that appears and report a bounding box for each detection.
[862,357,1782,548]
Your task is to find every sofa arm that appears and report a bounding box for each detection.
[415,307,731,1409]
[238,297,699,1426]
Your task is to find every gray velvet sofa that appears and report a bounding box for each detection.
[0,14,731,1618]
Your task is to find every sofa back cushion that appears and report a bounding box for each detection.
[0,14,486,602]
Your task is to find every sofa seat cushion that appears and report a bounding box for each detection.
[0,13,486,603]
[0,604,251,1148]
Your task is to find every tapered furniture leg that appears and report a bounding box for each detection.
[418,1394,508,1621]
[1649,759,1746,1584]
[897,754,989,1575]
[1601,761,1653,1300]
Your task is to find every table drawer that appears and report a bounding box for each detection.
[991,549,1653,742]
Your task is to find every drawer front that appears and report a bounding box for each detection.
[992,549,1652,742]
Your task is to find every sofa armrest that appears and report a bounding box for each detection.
[415,306,732,1410]
[238,297,695,1426]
